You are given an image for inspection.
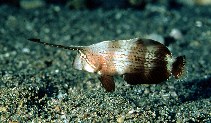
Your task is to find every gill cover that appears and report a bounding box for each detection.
[73,51,96,73]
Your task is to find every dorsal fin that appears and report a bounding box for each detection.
[28,38,84,51]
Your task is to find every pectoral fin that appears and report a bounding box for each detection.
[99,75,115,92]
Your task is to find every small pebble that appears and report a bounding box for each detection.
[55,69,59,73]
[20,0,45,9]
[117,115,125,123]
[128,109,135,114]
[22,48,30,53]
[195,0,211,5]
[170,28,183,40]
[195,21,202,27]
[53,6,61,12]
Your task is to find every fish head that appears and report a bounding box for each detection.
[73,50,97,73]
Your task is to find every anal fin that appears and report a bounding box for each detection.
[99,75,115,92]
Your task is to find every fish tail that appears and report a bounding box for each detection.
[171,55,186,79]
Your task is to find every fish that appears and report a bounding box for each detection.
[28,38,185,92]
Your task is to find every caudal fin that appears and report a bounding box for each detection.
[171,55,186,79]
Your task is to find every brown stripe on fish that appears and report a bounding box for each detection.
[144,44,172,84]
[124,38,146,73]
[122,38,147,85]
[123,38,172,84]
